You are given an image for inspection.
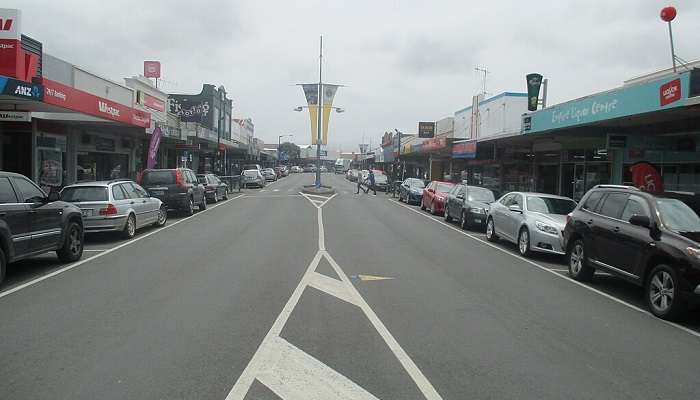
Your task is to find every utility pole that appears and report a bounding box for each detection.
[315,36,323,188]
[475,65,489,96]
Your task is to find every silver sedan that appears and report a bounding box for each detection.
[485,192,577,257]
[60,180,167,238]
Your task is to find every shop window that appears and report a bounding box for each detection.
[78,152,130,182]
[36,134,67,191]
[586,149,608,162]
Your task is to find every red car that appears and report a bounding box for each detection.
[421,181,455,215]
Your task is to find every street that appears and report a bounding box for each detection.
[0,172,698,399]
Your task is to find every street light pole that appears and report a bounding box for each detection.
[315,36,323,188]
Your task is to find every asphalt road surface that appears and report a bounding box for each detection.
[1,172,699,399]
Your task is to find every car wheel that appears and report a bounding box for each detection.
[223,189,228,200]
[518,228,532,257]
[57,221,84,262]
[0,247,6,285]
[646,264,686,320]
[568,239,594,281]
[155,205,167,227]
[122,214,136,239]
[460,210,468,230]
[213,192,218,203]
[185,197,195,216]
[199,196,207,211]
[420,199,426,210]
[485,218,498,242]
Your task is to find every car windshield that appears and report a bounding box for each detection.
[197,176,207,183]
[243,170,259,177]
[408,180,425,189]
[657,198,700,233]
[374,174,387,183]
[60,186,108,202]
[436,183,453,193]
[527,196,576,214]
[467,187,495,202]
[142,170,174,185]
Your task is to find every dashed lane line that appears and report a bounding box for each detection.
[387,198,700,340]
[0,195,244,300]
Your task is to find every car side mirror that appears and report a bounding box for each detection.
[457,194,464,200]
[428,188,435,193]
[629,215,651,228]
[47,192,60,202]
[508,205,522,213]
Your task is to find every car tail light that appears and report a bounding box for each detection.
[175,169,184,188]
[99,204,118,216]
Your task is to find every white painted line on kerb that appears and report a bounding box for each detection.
[83,249,107,252]
[0,195,244,300]
[388,199,700,340]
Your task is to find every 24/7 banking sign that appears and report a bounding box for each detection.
[523,71,691,134]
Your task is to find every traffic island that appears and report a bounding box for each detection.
[301,185,336,195]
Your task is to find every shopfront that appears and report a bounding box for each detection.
[522,68,700,199]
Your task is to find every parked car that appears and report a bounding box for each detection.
[242,169,266,188]
[140,168,206,216]
[563,185,700,320]
[243,164,262,171]
[290,166,302,173]
[303,164,314,172]
[421,181,455,215]
[61,180,167,238]
[486,191,576,258]
[373,171,389,191]
[444,185,496,230]
[281,166,290,176]
[398,178,426,204]
[197,173,228,203]
[360,170,369,182]
[346,169,360,182]
[0,171,84,284]
[262,168,277,181]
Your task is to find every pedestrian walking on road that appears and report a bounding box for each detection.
[356,174,364,194]
[365,170,377,195]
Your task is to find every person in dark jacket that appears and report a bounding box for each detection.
[365,170,377,195]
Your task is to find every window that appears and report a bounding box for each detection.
[12,177,45,203]
[112,185,127,200]
[512,194,524,208]
[466,187,495,203]
[197,176,207,184]
[131,183,148,198]
[656,198,700,232]
[621,195,650,222]
[60,187,108,202]
[527,196,577,215]
[457,186,466,198]
[121,183,141,199]
[598,193,629,219]
[0,178,18,203]
[142,170,175,185]
[436,183,453,193]
[582,191,603,211]
[500,194,514,205]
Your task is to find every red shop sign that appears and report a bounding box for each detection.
[41,78,150,128]
[423,137,447,151]
[143,93,165,112]
[659,78,681,106]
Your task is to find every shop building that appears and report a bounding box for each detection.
[169,84,241,174]
[125,76,183,169]
[520,66,700,200]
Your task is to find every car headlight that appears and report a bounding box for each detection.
[686,247,700,260]
[535,220,559,235]
[471,207,486,214]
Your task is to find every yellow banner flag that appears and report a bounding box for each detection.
[321,85,339,145]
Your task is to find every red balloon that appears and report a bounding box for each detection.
[660,6,677,22]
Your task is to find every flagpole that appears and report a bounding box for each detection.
[316,35,323,188]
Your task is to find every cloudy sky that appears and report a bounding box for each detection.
[8,0,699,151]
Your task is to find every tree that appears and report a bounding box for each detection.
[279,141,300,162]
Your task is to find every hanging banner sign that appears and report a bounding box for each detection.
[453,140,477,158]
[301,84,319,145]
[143,93,165,112]
[321,84,339,145]
[526,73,543,111]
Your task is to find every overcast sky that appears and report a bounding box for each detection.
[9,0,699,151]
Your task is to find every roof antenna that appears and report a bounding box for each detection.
[475,65,489,96]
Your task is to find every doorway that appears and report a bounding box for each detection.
[561,164,585,200]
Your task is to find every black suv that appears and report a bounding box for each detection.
[563,185,700,320]
[0,172,84,284]
[140,168,206,215]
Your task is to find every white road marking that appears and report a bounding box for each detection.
[257,336,380,400]
[260,189,267,192]
[273,189,280,192]
[0,195,244,299]
[227,192,443,399]
[239,195,302,198]
[388,199,700,340]
[83,249,107,252]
